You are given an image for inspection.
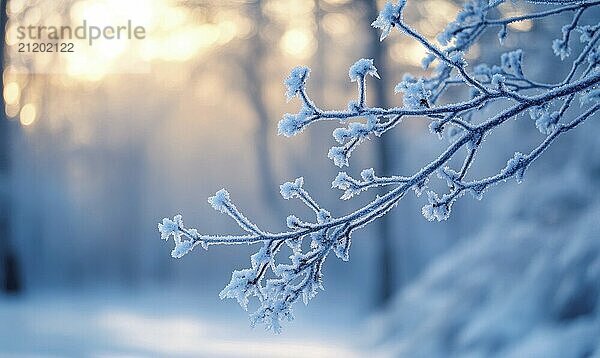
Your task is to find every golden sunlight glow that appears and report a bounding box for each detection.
[281,28,315,59]
[160,6,186,28]
[108,0,154,25]
[508,20,533,32]
[7,0,25,15]
[265,0,314,22]
[5,24,20,46]
[421,0,460,27]
[23,5,42,25]
[390,41,428,67]
[65,53,107,81]
[323,0,351,4]
[9,0,246,83]
[5,104,20,119]
[499,6,533,32]
[323,13,351,36]
[71,1,112,25]
[61,0,153,80]
[196,24,221,47]
[3,82,20,105]
[217,21,237,45]
[20,103,37,126]
[4,65,30,83]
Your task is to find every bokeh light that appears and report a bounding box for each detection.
[280,27,316,59]
[3,82,20,105]
[19,103,36,126]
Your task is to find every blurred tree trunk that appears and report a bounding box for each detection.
[309,0,324,162]
[243,0,285,217]
[313,0,325,102]
[0,0,22,294]
[362,0,398,307]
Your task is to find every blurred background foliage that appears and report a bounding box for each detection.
[0,0,598,356]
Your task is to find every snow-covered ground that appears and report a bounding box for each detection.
[0,287,364,357]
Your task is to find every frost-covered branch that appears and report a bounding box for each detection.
[159,0,600,332]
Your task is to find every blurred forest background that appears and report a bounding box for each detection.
[0,0,599,357]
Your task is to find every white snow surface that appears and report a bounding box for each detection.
[0,287,364,357]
